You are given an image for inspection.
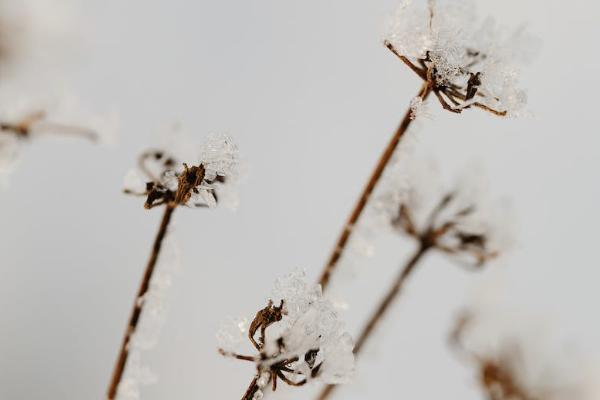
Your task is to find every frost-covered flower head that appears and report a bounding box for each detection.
[373,162,509,267]
[123,133,239,210]
[450,310,591,400]
[218,271,354,399]
[0,93,118,185]
[385,0,534,117]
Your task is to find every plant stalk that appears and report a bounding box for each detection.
[316,243,431,400]
[318,83,432,290]
[107,204,176,399]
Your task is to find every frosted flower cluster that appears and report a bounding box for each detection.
[218,270,354,398]
[123,133,239,210]
[385,0,535,117]
[268,271,355,383]
[369,159,510,267]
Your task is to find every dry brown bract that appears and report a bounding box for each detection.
[451,313,539,400]
[385,41,507,117]
[393,191,498,266]
[124,149,227,209]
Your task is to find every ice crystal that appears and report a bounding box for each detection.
[199,133,239,181]
[219,270,354,395]
[268,271,355,384]
[116,352,158,400]
[384,0,535,117]
[409,96,431,120]
[216,316,250,352]
[123,134,240,210]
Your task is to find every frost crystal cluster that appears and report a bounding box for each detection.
[409,96,430,120]
[219,271,354,399]
[123,133,239,209]
[385,0,534,117]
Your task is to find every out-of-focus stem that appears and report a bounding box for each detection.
[318,82,432,290]
[316,243,431,400]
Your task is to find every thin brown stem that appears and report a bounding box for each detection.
[318,83,432,290]
[30,122,99,142]
[384,41,427,81]
[106,204,176,400]
[241,376,261,400]
[316,244,431,400]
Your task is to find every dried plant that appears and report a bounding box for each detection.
[449,311,588,400]
[318,0,530,290]
[0,95,118,184]
[0,109,98,141]
[107,133,239,400]
[316,169,505,400]
[385,0,532,117]
[218,271,354,400]
[116,234,180,400]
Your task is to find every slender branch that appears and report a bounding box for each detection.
[29,122,99,141]
[384,41,427,81]
[318,83,432,290]
[315,243,431,400]
[242,377,261,400]
[106,204,176,400]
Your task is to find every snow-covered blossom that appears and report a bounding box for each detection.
[384,0,535,117]
[218,270,354,399]
[123,134,239,210]
[370,159,510,267]
[450,310,593,400]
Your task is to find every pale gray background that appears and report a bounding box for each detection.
[1,0,599,399]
